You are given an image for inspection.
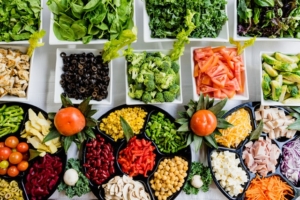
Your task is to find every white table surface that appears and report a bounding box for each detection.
[2,0,300,199]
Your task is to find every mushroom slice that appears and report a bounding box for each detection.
[122,174,132,184]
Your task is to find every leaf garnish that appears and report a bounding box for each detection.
[193,135,203,152]
[216,118,233,129]
[229,37,256,55]
[249,120,263,141]
[208,98,227,115]
[120,116,134,142]
[43,128,60,143]
[61,94,73,107]
[27,29,46,57]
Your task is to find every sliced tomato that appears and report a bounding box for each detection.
[220,49,234,70]
[234,62,242,91]
[206,65,227,78]
[201,74,212,85]
[200,55,214,73]
[227,78,240,91]
[238,70,245,94]
[194,63,199,77]
[221,88,236,99]
[200,85,218,93]
[213,89,227,99]
[212,46,226,52]
[211,74,227,88]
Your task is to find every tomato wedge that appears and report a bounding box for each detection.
[211,74,227,88]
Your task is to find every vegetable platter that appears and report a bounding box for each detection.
[47,0,136,45]
[0,102,67,200]
[234,0,300,41]
[54,48,112,104]
[207,102,300,200]
[0,0,43,44]
[190,46,249,101]
[143,0,229,43]
[81,104,192,200]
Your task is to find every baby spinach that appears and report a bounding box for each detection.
[47,0,134,44]
[0,0,42,42]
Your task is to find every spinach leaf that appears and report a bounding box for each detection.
[82,35,92,44]
[83,0,99,11]
[71,23,87,39]
[59,23,76,41]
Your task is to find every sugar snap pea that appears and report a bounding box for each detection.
[145,112,187,153]
[0,105,24,138]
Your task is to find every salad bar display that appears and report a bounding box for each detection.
[1,0,300,199]
[82,104,192,200]
[208,102,300,200]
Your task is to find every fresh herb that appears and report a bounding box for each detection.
[57,158,90,198]
[229,37,256,55]
[183,162,212,195]
[0,0,42,42]
[249,120,263,141]
[47,0,134,44]
[120,116,134,142]
[237,0,300,38]
[27,30,46,57]
[145,0,227,39]
[102,27,137,63]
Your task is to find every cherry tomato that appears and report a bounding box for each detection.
[0,160,9,169]
[17,161,29,171]
[7,166,19,177]
[9,152,23,165]
[190,110,217,136]
[0,142,4,148]
[0,167,7,175]
[0,147,12,160]
[16,142,29,153]
[5,136,19,148]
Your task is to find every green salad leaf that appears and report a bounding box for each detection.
[57,158,90,198]
[183,162,212,195]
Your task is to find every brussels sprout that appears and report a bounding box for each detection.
[279,85,287,102]
[270,80,282,101]
[263,62,278,77]
[262,53,281,66]
[274,52,297,64]
[282,72,300,84]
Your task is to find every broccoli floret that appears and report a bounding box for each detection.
[162,56,171,62]
[128,84,136,99]
[144,79,156,91]
[154,72,166,84]
[142,91,152,103]
[168,84,180,95]
[152,52,166,58]
[161,73,176,89]
[163,91,176,102]
[154,92,164,102]
[134,83,144,90]
[128,65,139,80]
[134,90,144,99]
[160,61,172,72]
[131,52,147,65]
[171,61,180,73]
[128,84,144,99]
[154,57,163,67]
[288,85,299,97]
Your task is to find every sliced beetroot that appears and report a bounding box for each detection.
[25,154,63,200]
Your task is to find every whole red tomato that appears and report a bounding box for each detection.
[0,147,12,160]
[16,142,29,153]
[0,167,7,175]
[5,136,19,148]
[190,110,217,136]
[9,152,23,165]
[7,166,19,177]
[54,107,85,136]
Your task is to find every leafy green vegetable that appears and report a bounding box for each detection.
[237,0,300,38]
[0,0,42,42]
[57,158,90,198]
[229,37,256,55]
[47,0,134,43]
[183,162,212,195]
[145,0,227,39]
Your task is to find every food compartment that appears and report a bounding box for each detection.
[144,110,188,155]
[242,135,282,177]
[280,136,300,188]
[0,177,27,200]
[97,105,150,143]
[208,148,251,200]
[22,150,66,200]
[147,155,191,200]
[216,104,255,149]
[253,104,298,143]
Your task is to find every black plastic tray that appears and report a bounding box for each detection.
[0,102,67,200]
[207,102,300,200]
[81,104,192,200]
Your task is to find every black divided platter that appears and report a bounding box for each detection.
[82,104,192,200]
[207,102,300,200]
[0,102,67,200]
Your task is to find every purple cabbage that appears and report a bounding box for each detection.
[281,138,300,185]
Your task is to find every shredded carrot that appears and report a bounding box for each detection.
[245,175,294,200]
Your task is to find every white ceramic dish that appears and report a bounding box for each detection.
[260,51,300,106]
[125,50,183,105]
[143,3,229,43]
[190,46,249,101]
[0,45,35,101]
[233,0,300,42]
[0,0,43,44]
[54,48,112,104]
[49,3,136,45]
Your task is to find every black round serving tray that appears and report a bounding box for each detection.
[81,104,192,200]
[0,102,67,200]
[207,102,300,200]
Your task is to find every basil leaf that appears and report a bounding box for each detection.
[120,116,134,142]
[250,120,263,141]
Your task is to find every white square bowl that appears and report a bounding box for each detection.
[233,0,300,42]
[260,51,300,106]
[54,48,112,105]
[125,50,183,105]
[0,0,43,44]
[190,46,249,101]
[49,3,136,45]
[143,3,229,43]
[0,45,35,101]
